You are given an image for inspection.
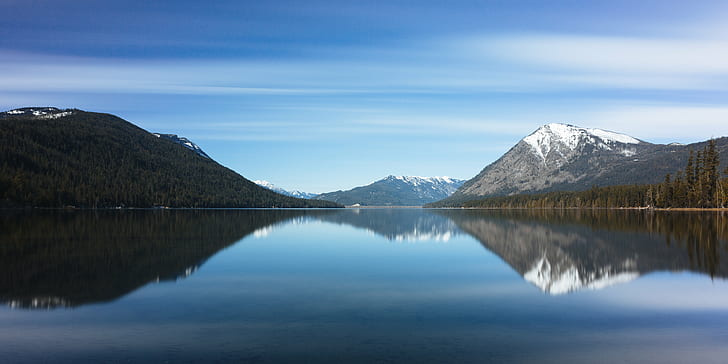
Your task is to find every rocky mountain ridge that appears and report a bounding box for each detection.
[438,123,728,206]
[315,175,465,206]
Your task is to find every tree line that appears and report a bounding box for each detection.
[650,139,726,208]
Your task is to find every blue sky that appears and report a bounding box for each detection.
[2,0,728,193]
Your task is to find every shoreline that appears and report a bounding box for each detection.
[2,206,727,211]
[426,206,728,211]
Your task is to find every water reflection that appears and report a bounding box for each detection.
[313,208,460,242]
[1,209,726,309]
[0,209,333,308]
[438,209,728,294]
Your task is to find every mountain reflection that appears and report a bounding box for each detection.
[2,209,726,309]
[437,209,728,294]
[0,209,331,309]
[311,208,460,242]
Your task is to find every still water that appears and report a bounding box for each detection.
[1,208,727,363]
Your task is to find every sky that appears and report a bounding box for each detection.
[2,0,728,193]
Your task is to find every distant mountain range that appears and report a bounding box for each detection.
[314,175,465,206]
[435,123,728,206]
[0,107,340,208]
[254,180,318,199]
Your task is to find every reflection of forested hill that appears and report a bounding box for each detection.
[313,209,460,241]
[438,210,728,294]
[0,210,329,309]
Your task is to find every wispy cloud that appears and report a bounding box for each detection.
[583,105,728,141]
[464,33,728,91]
[4,29,728,98]
[484,35,728,74]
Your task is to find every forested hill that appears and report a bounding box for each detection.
[0,108,340,208]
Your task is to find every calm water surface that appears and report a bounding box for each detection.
[1,209,727,363]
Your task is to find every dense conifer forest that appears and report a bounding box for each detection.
[446,140,728,209]
[0,110,340,208]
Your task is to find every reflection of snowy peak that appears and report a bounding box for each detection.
[311,209,461,242]
[523,255,639,295]
[253,180,317,199]
[451,216,643,294]
[153,133,211,159]
[440,210,728,295]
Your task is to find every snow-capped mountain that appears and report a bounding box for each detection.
[521,123,642,165]
[439,123,728,205]
[254,180,317,199]
[1,107,74,119]
[314,175,465,206]
[153,133,211,159]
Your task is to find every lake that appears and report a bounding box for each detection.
[1,208,727,363]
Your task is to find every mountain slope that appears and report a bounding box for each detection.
[254,180,317,199]
[436,123,728,206]
[314,175,464,206]
[0,107,340,208]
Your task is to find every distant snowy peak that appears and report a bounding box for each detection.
[381,175,464,186]
[253,180,317,199]
[1,107,74,119]
[522,123,642,162]
[314,175,465,206]
[153,133,210,159]
[379,175,466,197]
[254,180,277,190]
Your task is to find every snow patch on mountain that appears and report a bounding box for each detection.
[523,123,640,163]
[1,107,74,119]
[153,133,211,159]
[254,180,277,190]
[586,127,640,145]
[383,175,461,187]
